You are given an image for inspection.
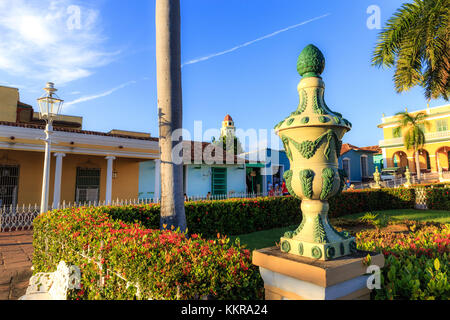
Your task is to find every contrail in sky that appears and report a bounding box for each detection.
[64,80,137,109]
[182,13,331,67]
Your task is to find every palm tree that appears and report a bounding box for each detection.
[372,0,449,101]
[393,111,430,181]
[215,135,244,156]
[155,0,187,232]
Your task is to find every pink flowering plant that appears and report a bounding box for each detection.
[357,221,449,300]
[32,207,264,300]
[424,187,450,211]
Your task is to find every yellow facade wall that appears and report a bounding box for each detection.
[380,105,450,173]
[0,86,19,123]
[0,150,142,206]
[384,142,450,172]
[382,117,446,139]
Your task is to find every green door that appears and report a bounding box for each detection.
[211,168,227,196]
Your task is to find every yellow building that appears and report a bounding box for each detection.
[378,104,450,175]
[0,85,159,208]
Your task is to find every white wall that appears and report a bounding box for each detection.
[138,161,156,199]
[227,165,246,195]
[186,165,211,197]
[139,162,247,198]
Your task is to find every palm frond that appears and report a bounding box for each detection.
[372,0,450,100]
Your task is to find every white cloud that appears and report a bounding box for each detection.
[182,13,331,67]
[0,0,118,85]
[63,80,137,110]
[0,81,26,89]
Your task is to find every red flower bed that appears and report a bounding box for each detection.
[32,207,263,300]
[357,222,449,300]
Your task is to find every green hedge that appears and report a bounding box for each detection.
[425,188,450,211]
[33,208,264,300]
[104,197,302,238]
[98,188,415,238]
[328,188,416,218]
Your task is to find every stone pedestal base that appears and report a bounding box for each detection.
[280,237,356,261]
[253,247,384,300]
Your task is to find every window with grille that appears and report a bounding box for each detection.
[75,167,100,202]
[343,159,350,178]
[361,156,369,178]
[436,119,448,132]
[392,127,402,138]
[0,165,19,207]
[211,167,227,196]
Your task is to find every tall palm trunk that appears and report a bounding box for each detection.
[155,0,186,232]
[415,149,421,183]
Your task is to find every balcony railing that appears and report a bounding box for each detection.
[380,130,450,147]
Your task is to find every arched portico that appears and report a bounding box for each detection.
[413,149,431,173]
[436,146,450,172]
[392,151,408,168]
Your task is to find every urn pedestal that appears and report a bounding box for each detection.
[404,167,412,187]
[253,247,385,300]
[372,167,382,189]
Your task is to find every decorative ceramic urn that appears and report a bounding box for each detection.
[404,167,412,188]
[274,44,356,261]
[373,167,382,189]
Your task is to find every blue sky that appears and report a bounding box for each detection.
[0,0,447,151]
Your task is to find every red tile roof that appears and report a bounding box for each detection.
[360,145,382,154]
[183,141,247,164]
[224,114,233,122]
[341,143,380,156]
[0,121,247,164]
[0,121,158,141]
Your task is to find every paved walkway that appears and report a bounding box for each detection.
[0,231,33,300]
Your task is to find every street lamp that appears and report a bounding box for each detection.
[37,82,64,213]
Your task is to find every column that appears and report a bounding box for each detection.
[40,123,52,214]
[184,165,189,197]
[154,159,161,200]
[262,168,268,196]
[52,153,66,209]
[382,148,388,169]
[429,154,437,173]
[105,156,116,205]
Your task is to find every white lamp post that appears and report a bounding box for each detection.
[37,82,64,213]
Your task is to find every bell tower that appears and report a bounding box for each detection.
[221,114,235,138]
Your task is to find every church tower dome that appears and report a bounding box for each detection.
[221,114,235,137]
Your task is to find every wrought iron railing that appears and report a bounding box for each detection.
[380,130,450,147]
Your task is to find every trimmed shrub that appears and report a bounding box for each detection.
[328,188,415,218]
[94,197,302,239]
[425,187,450,211]
[87,189,415,239]
[33,208,264,300]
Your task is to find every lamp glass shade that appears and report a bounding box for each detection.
[37,96,63,119]
[37,83,64,121]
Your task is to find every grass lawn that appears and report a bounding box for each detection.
[341,209,450,224]
[230,209,450,251]
[230,225,296,252]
